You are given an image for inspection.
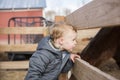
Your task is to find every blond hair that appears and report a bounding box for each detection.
[49,22,77,41]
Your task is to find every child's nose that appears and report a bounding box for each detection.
[74,40,77,45]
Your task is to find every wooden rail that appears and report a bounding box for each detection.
[0,44,37,52]
[0,27,47,34]
[65,0,120,80]
[0,61,29,69]
[65,0,120,30]
[0,27,48,53]
[71,58,118,80]
[0,27,47,70]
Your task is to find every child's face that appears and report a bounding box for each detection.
[61,29,77,52]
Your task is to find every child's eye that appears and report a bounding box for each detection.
[73,39,76,41]
[74,39,78,42]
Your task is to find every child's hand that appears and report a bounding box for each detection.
[70,54,80,63]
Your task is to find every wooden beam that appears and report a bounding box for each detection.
[65,0,120,29]
[71,58,118,80]
[77,28,100,39]
[0,27,47,34]
[0,44,37,52]
[0,61,29,69]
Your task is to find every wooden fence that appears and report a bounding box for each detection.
[65,0,120,80]
[0,26,69,80]
[65,0,120,30]
[0,27,118,80]
[0,27,47,69]
[71,58,118,80]
[0,0,120,80]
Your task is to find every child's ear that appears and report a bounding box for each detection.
[59,38,64,45]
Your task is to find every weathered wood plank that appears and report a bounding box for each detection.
[72,58,118,80]
[0,44,37,52]
[65,0,120,29]
[0,27,47,34]
[77,28,100,39]
[0,61,29,69]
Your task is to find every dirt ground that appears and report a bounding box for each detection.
[0,53,120,80]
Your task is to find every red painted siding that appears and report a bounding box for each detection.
[0,9,43,44]
[0,9,43,27]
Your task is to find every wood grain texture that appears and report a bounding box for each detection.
[0,44,37,52]
[0,61,29,69]
[71,58,118,80]
[0,27,47,34]
[65,0,120,29]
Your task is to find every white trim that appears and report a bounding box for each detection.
[0,8,43,12]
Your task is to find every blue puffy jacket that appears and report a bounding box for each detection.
[25,36,73,80]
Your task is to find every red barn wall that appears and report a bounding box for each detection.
[0,9,43,44]
[0,9,43,27]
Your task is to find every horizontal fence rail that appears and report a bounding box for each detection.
[72,58,118,80]
[0,27,47,70]
[65,0,120,30]
[0,27,48,52]
[0,61,29,69]
[0,27,47,34]
[0,44,37,52]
